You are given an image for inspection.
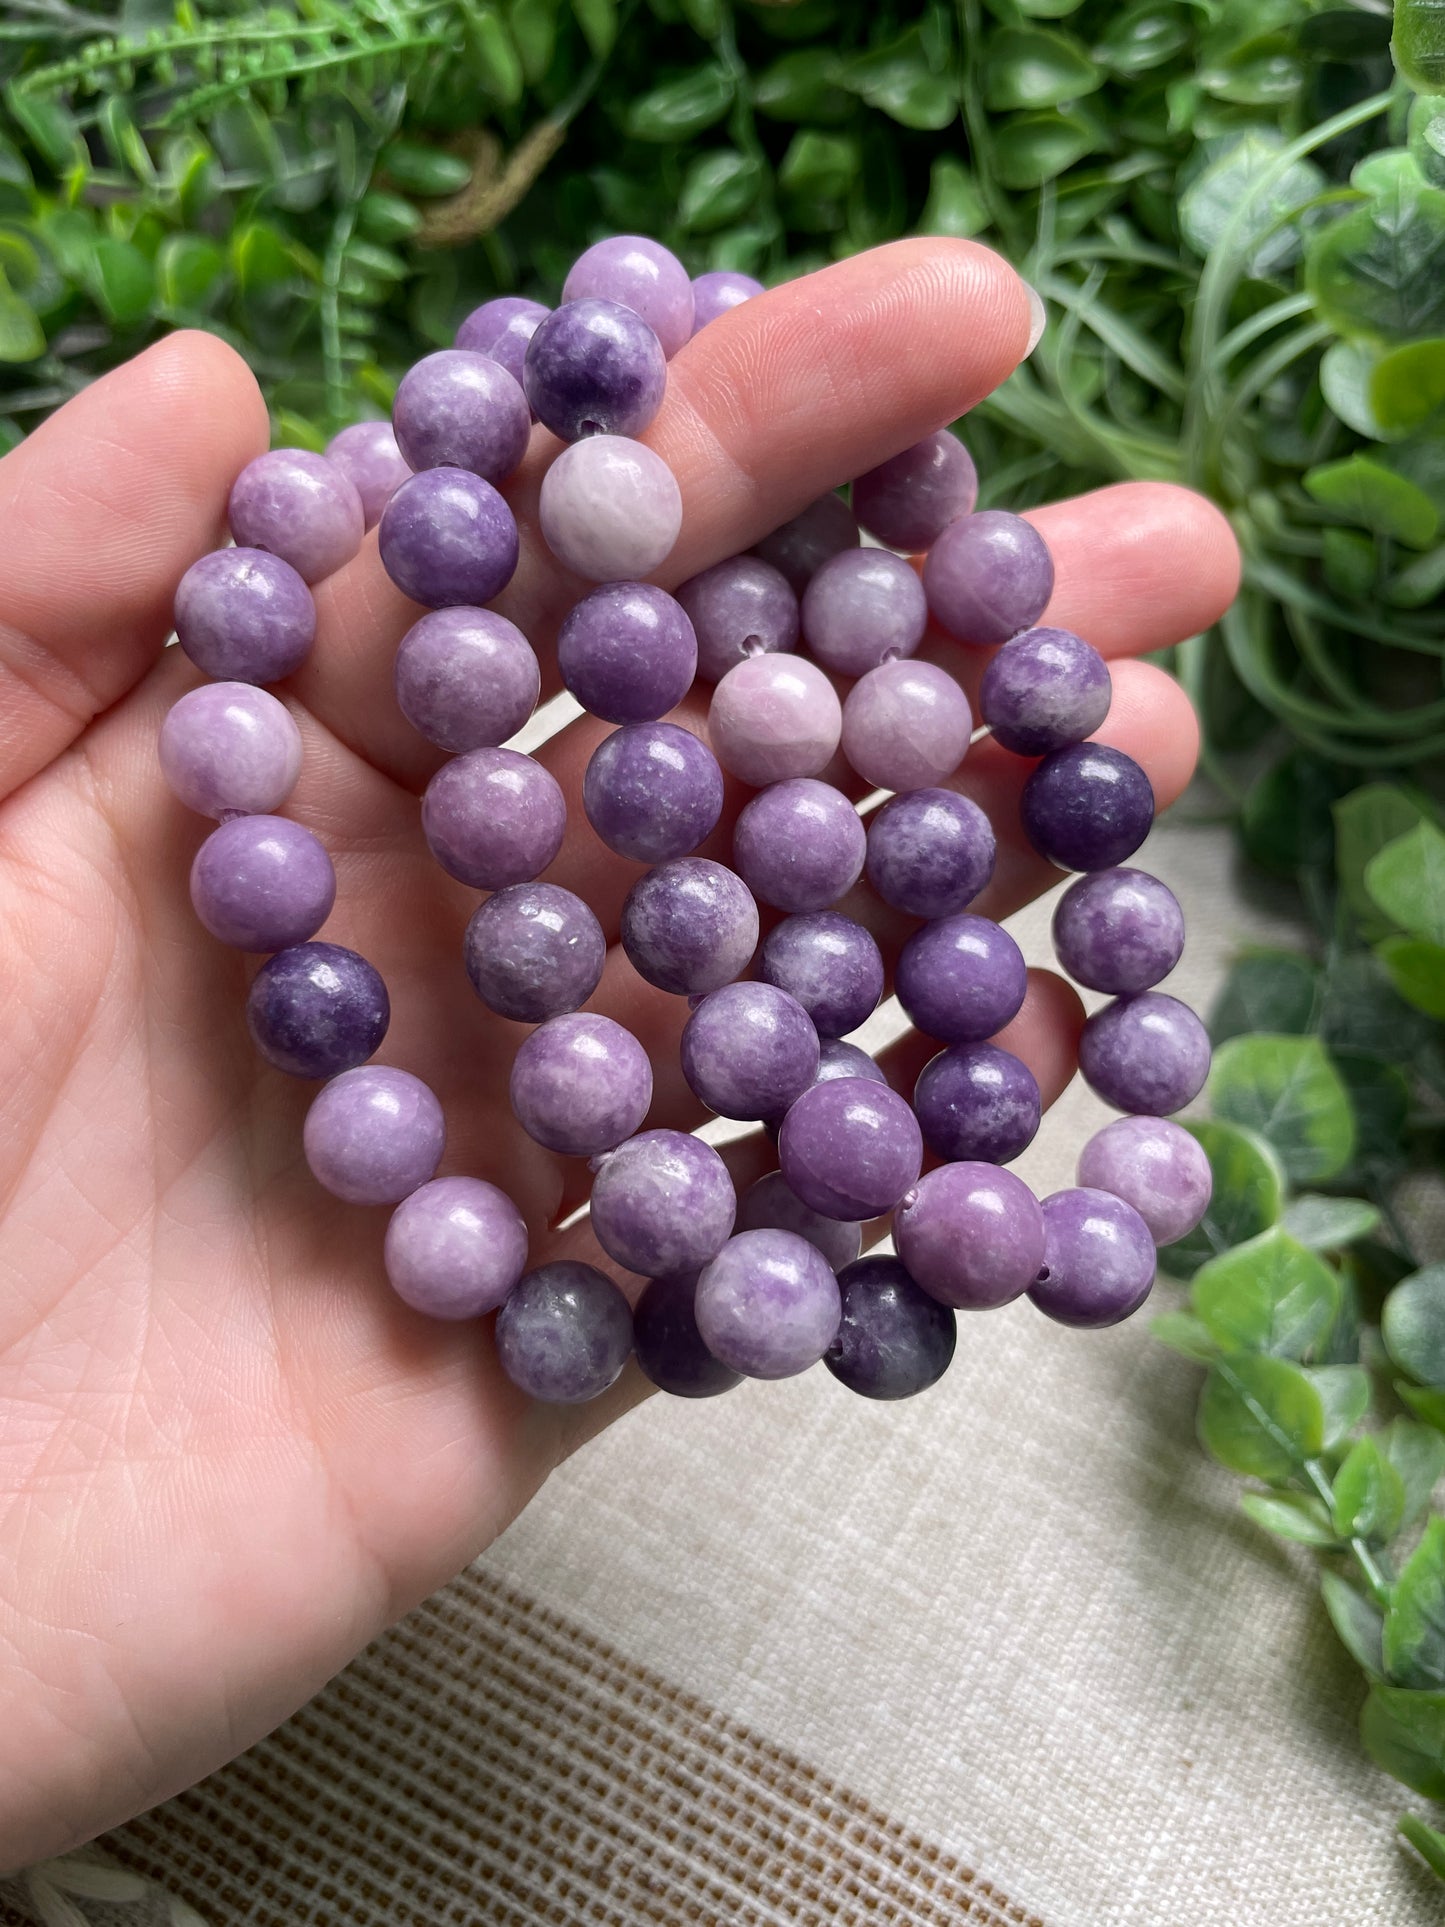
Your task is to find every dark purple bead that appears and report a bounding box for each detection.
[509,1013,652,1157]
[421,748,566,890]
[394,607,540,753]
[681,981,820,1122]
[752,493,860,594]
[524,297,667,441]
[759,912,883,1038]
[463,882,605,1022]
[980,626,1112,757]
[850,431,979,554]
[378,467,519,609]
[814,1038,889,1088]
[1029,1189,1156,1328]
[676,555,800,683]
[922,510,1055,648]
[246,942,389,1080]
[777,1077,923,1221]
[825,1257,957,1400]
[1051,867,1185,994]
[1078,992,1211,1116]
[589,1129,736,1276]
[733,779,866,914]
[694,1229,841,1380]
[190,814,336,952]
[864,787,996,919]
[1020,743,1155,873]
[585,723,723,865]
[690,270,763,332]
[895,1162,1045,1310]
[391,350,530,483]
[495,1262,634,1403]
[736,1170,862,1273]
[173,548,316,685]
[895,914,1027,1045]
[913,1043,1041,1164]
[558,581,698,723]
[632,1271,741,1398]
[621,857,758,995]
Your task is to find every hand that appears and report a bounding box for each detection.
[0,239,1238,1867]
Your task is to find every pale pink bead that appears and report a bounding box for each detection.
[709,654,842,786]
[842,659,973,791]
[538,434,682,582]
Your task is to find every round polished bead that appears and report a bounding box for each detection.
[694,1230,841,1380]
[733,779,865,913]
[851,431,979,553]
[392,349,531,483]
[1078,992,1211,1116]
[682,981,819,1122]
[759,912,883,1038]
[496,1262,633,1403]
[841,659,972,793]
[736,1170,862,1273]
[801,548,928,676]
[558,581,697,723]
[190,814,335,952]
[825,1256,958,1400]
[633,1271,742,1398]
[923,510,1054,648]
[677,555,800,683]
[463,882,605,1022]
[384,1176,528,1319]
[421,748,565,890]
[563,234,694,358]
[509,1013,652,1157]
[524,297,667,441]
[690,269,763,331]
[246,941,389,1080]
[228,449,364,584]
[394,607,540,753]
[1051,867,1185,994]
[456,295,550,388]
[1021,744,1155,873]
[539,435,681,582]
[894,1162,1045,1310]
[980,626,1111,757]
[1029,1188,1156,1328]
[1077,1115,1212,1245]
[159,682,303,818]
[753,493,859,593]
[864,787,996,919]
[378,467,519,608]
[304,1066,444,1206]
[174,548,315,685]
[913,1043,1040,1165]
[895,914,1028,1045]
[620,857,758,995]
[589,1129,736,1276]
[585,723,723,865]
[325,420,411,529]
[777,1077,922,1221]
[709,654,841,786]
[814,1038,888,1088]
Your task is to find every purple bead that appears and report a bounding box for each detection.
[825,1257,957,1400]
[455,295,550,391]
[558,581,698,723]
[677,555,800,683]
[777,1077,923,1221]
[392,350,531,484]
[1052,867,1185,994]
[851,431,979,553]
[539,434,681,582]
[923,510,1055,648]
[1077,1116,1212,1245]
[585,723,723,864]
[509,1013,652,1157]
[173,548,315,685]
[384,1176,528,1320]
[304,1065,444,1205]
[759,912,883,1038]
[694,1229,841,1380]
[895,914,1028,1045]
[463,882,605,1022]
[914,1043,1040,1165]
[246,942,389,1080]
[814,1038,888,1088]
[681,981,819,1122]
[894,1163,1045,1310]
[1029,1188,1156,1328]
[524,297,667,442]
[1078,992,1212,1116]
[841,659,973,793]
[733,779,865,913]
[621,857,758,995]
[563,234,694,359]
[1021,743,1156,873]
[800,548,928,677]
[421,747,566,890]
[633,1271,742,1398]
[589,1129,736,1275]
[496,1262,633,1403]
[980,626,1112,757]
[190,813,335,952]
[227,449,364,584]
[159,682,303,818]
[708,653,840,786]
[736,1170,862,1273]
[394,607,540,753]
[378,467,519,609]
[325,421,411,529]
[753,494,860,594]
[864,787,996,919]
[690,270,763,332]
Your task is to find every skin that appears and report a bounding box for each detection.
[0,238,1238,1867]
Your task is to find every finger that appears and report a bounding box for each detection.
[0,331,269,803]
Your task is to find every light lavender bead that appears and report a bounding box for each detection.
[539,435,681,582]
[303,1066,445,1205]
[463,882,605,1023]
[801,548,928,676]
[753,494,860,593]
[851,430,979,553]
[524,297,667,442]
[563,233,694,358]
[737,1170,862,1273]
[980,626,1112,757]
[392,350,531,484]
[189,814,335,952]
[496,1263,634,1403]
[589,1129,737,1276]
[394,607,540,753]
[677,555,799,682]
[759,912,883,1038]
[733,778,865,913]
[384,1176,528,1319]
[1077,1115,1212,1245]
[1078,992,1212,1116]
[378,468,519,609]
[778,1077,923,1222]
[509,1013,652,1157]
[690,270,763,332]
[841,659,972,793]
[1029,1188,1156,1329]
[681,981,820,1123]
[585,724,724,864]
[694,1229,841,1380]
[864,787,996,919]
[325,421,411,529]
[558,581,697,723]
[456,295,549,360]
[894,1162,1045,1310]
[421,748,565,890]
[923,510,1055,648]
[159,682,303,818]
[708,653,841,785]
[227,449,364,584]
[621,857,758,996]
[1052,867,1185,994]
[895,914,1028,1045]
[173,548,316,685]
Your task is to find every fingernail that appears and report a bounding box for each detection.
[1022,282,1047,357]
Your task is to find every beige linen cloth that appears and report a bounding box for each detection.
[4,807,1442,1927]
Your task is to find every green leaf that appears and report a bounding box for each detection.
[508,0,557,86]
[1395,0,1445,93]
[1209,1035,1356,1186]
[1240,1488,1339,1546]
[1388,542,1445,608]
[1409,95,1445,190]
[1334,786,1431,937]
[87,238,154,328]
[0,267,43,363]
[1304,456,1439,549]
[993,110,1102,191]
[1385,1268,1445,1389]
[1320,952,1433,1060]
[1309,1365,1372,1448]
[7,90,80,173]
[918,157,988,239]
[1401,1382,1445,1436]
[1192,1228,1340,1360]
[1241,752,1344,875]
[1322,1571,1386,1677]
[1306,168,1445,342]
[1159,1121,1286,1280]
[625,66,734,141]
[778,129,858,203]
[1365,822,1445,944]
[1378,937,1445,1019]
[1383,1420,1445,1529]
[1319,341,1388,440]
[983,28,1102,112]
[571,0,617,57]
[1149,1310,1219,1362]
[1371,339,1445,436]
[1362,1683,1445,1797]
[678,151,764,232]
[1323,528,1379,600]
[467,8,525,106]
[156,235,225,313]
[1208,950,1319,1047]
[844,33,957,130]
[381,143,472,197]
[1093,5,1190,78]
[1334,1437,1407,1541]
[1399,1812,1445,1879]
[753,50,852,124]
[678,0,721,35]
[1198,1354,1325,1482]
[1282,1195,1382,1251]
[1179,132,1325,278]
[1387,1518,1445,1689]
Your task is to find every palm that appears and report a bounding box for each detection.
[0,239,1237,1870]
